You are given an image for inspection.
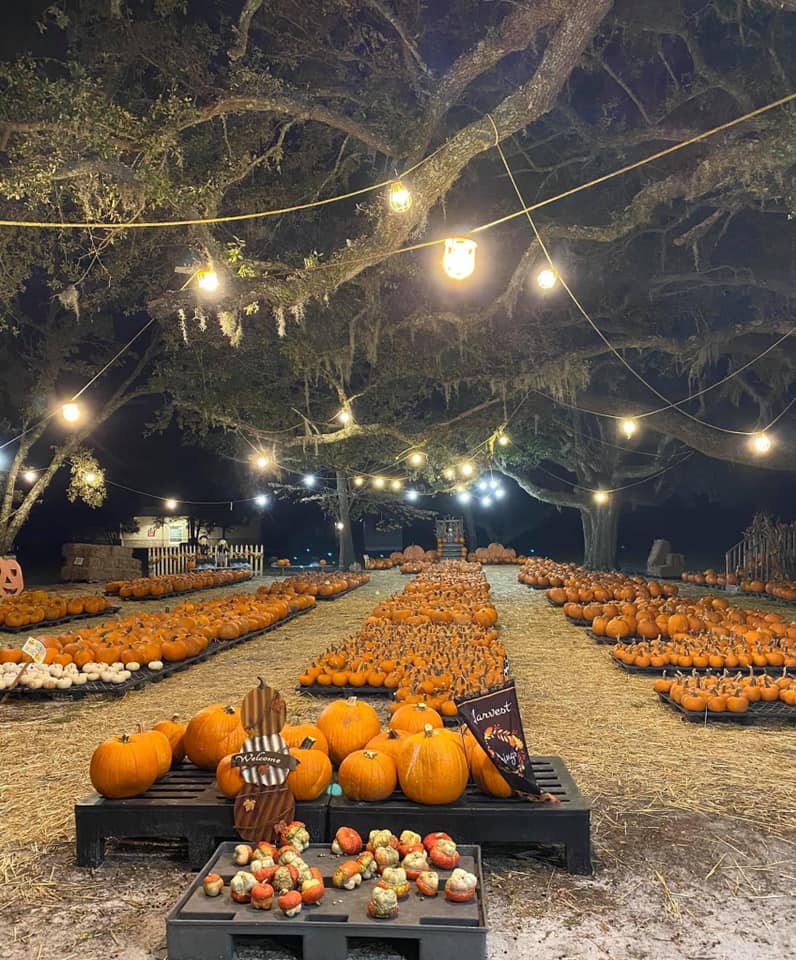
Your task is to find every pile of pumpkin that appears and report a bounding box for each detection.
[104,567,251,599]
[654,669,796,713]
[89,695,514,806]
[744,579,796,602]
[681,569,736,587]
[610,635,796,670]
[299,562,504,706]
[0,589,315,682]
[205,825,477,921]
[468,543,524,565]
[0,590,112,629]
[258,571,368,599]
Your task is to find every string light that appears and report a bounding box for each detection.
[406,489,418,502]
[477,480,488,491]
[353,476,365,487]
[409,451,425,466]
[537,268,557,290]
[390,478,403,491]
[621,419,638,439]
[84,471,97,484]
[482,496,493,507]
[253,453,270,469]
[457,491,471,503]
[196,267,219,292]
[388,180,412,213]
[373,476,385,489]
[460,463,474,477]
[61,402,81,423]
[337,409,352,425]
[164,498,178,510]
[593,490,609,505]
[497,432,509,446]
[443,237,477,280]
[752,433,771,454]
[23,469,36,483]
[255,494,269,507]
[303,474,316,487]
[489,477,499,489]
[494,488,505,499]
[335,521,345,531]
[443,468,455,480]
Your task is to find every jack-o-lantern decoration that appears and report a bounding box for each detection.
[0,557,24,597]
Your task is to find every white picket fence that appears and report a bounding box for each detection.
[146,544,265,577]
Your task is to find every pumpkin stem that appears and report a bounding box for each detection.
[223,705,236,714]
[423,723,434,738]
[363,750,378,759]
[346,696,358,705]
[299,736,316,749]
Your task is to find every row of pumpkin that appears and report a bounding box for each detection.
[298,561,505,708]
[104,568,253,598]
[680,568,796,601]
[0,590,114,629]
[89,696,511,803]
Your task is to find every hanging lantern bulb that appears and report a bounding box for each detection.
[23,469,36,484]
[84,471,97,485]
[460,462,474,477]
[537,268,557,290]
[255,494,269,507]
[752,433,771,454]
[165,498,178,511]
[353,476,365,487]
[337,409,352,425]
[390,478,402,491]
[303,474,316,488]
[443,467,455,480]
[196,267,219,292]
[457,490,471,504]
[443,237,477,280]
[477,480,488,491]
[335,521,345,531]
[406,489,418,502]
[388,180,412,213]
[409,451,424,467]
[621,419,638,439]
[61,402,81,423]
[254,453,270,470]
[593,490,609,505]
[373,476,385,489]
[497,432,509,446]
[494,487,505,499]
[482,496,493,508]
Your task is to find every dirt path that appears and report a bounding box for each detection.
[0,569,794,959]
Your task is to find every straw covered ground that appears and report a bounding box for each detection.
[0,568,794,959]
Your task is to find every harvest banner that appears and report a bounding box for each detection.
[456,680,541,797]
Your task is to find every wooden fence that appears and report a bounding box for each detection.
[147,544,266,577]
[725,523,796,582]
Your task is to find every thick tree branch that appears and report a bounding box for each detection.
[499,463,584,509]
[228,0,265,62]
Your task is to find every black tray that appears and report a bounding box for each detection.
[329,756,591,875]
[657,692,796,724]
[5,608,312,702]
[297,683,392,698]
[166,842,487,960]
[0,605,121,634]
[612,658,794,677]
[108,575,253,601]
[75,766,329,869]
[314,584,364,601]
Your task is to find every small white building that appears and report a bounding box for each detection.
[121,516,261,549]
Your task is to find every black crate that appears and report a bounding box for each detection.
[329,756,591,875]
[297,684,393,698]
[75,767,329,869]
[167,841,487,960]
[0,605,121,634]
[657,693,796,724]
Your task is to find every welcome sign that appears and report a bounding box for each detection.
[456,680,541,797]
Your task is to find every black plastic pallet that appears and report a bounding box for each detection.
[612,658,794,677]
[6,609,312,702]
[0,605,122,634]
[328,756,591,875]
[657,692,796,724]
[564,617,591,627]
[297,683,393,698]
[314,584,364,601]
[75,767,329,869]
[108,575,253,601]
[167,841,487,960]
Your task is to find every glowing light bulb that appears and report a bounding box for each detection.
[489,478,499,490]
[255,494,268,507]
[337,409,351,425]
[477,480,488,491]
[61,402,81,423]
[373,476,385,489]
[388,180,412,213]
[457,491,471,503]
[443,237,477,280]
[84,471,97,484]
[494,488,505,499]
[406,489,418,502]
[390,479,402,491]
[353,476,365,487]
[303,474,316,487]
[460,463,474,477]
[537,268,557,290]
[23,469,36,483]
[752,433,771,454]
[254,454,269,469]
[497,432,509,446]
[593,490,609,505]
[196,268,219,292]
[482,496,493,507]
[409,451,424,467]
[621,419,637,439]
[443,468,455,480]
[335,521,345,531]
[165,498,178,511]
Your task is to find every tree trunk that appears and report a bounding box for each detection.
[580,498,620,570]
[462,504,478,550]
[336,473,356,570]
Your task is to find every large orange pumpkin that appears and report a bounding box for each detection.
[215,753,245,798]
[136,726,172,780]
[338,749,397,801]
[471,747,512,798]
[287,747,333,801]
[389,702,443,734]
[183,704,246,770]
[316,697,381,765]
[89,733,160,799]
[397,723,468,805]
[280,723,329,755]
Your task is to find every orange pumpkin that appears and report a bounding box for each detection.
[184,704,246,770]
[338,749,397,801]
[317,697,381,765]
[215,753,245,798]
[287,747,333,800]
